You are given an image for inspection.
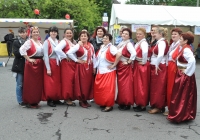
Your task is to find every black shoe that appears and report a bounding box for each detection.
[118,105,125,110]
[53,100,64,105]
[100,106,106,108]
[47,101,56,107]
[101,107,113,112]
[133,106,140,109]
[19,102,27,108]
[123,105,131,110]
[134,106,146,112]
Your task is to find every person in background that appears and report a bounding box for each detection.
[0,62,5,67]
[167,32,197,123]
[4,30,14,56]
[43,26,62,107]
[20,26,43,109]
[44,30,50,41]
[11,27,28,107]
[187,31,195,52]
[90,26,107,54]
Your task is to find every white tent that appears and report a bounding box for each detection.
[110,4,200,27]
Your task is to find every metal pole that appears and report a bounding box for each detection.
[197,0,199,7]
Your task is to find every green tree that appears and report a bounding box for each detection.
[126,0,173,5]
[170,0,196,6]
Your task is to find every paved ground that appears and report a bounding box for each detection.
[0,57,200,140]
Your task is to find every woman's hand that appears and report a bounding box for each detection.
[155,66,161,75]
[107,64,115,70]
[47,70,51,76]
[78,41,83,46]
[77,59,85,64]
[28,58,37,65]
[93,68,96,75]
[66,57,71,62]
[122,61,128,65]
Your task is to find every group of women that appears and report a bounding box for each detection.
[18,25,197,123]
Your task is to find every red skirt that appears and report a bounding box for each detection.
[167,61,177,108]
[94,71,116,106]
[74,63,94,101]
[167,70,197,123]
[149,64,167,109]
[61,60,76,100]
[116,61,134,105]
[133,61,150,106]
[23,59,44,104]
[43,59,61,101]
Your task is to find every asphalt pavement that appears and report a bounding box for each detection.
[0,56,199,140]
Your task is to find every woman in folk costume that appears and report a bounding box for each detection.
[163,28,182,115]
[94,33,121,112]
[148,27,169,114]
[43,26,62,107]
[54,28,77,106]
[132,28,149,112]
[67,31,95,108]
[167,32,197,123]
[116,28,136,111]
[19,26,43,108]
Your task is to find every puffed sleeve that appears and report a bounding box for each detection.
[140,41,148,64]
[127,42,136,60]
[54,40,67,61]
[155,41,166,68]
[110,45,118,56]
[67,44,80,62]
[43,40,51,71]
[19,40,31,56]
[183,48,196,76]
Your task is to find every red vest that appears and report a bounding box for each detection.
[76,46,85,58]
[105,46,115,63]
[47,39,53,57]
[136,46,142,58]
[122,45,131,59]
[153,40,169,55]
[62,40,71,53]
[27,40,37,57]
[178,45,191,64]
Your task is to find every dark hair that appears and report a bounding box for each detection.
[45,30,48,34]
[92,26,106,38]
[18,27,26,33]
[171,28,182,35]
[78,31,90,42]
[49,26,58,34]
[103,33,113,41]
[64,28,73,34]
[181,32,194,45]
[122,28,132,39]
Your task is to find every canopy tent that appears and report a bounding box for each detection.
[110,4,200,27]
[0,18,73,29]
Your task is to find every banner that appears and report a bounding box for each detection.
[194,26,200,35]
[131,24,151,32]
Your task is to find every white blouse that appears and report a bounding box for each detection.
[135,38,148,64]
[94,43,118,74]
[118,42,136,61]
[168,40,180,62]
[20,39,43,56]
[150,38,167,68]
[177,47,196,76]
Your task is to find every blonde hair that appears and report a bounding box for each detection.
[136,28,146,36]
[120,25,127,31]
[156,27,168,39]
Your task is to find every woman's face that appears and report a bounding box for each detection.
[102,36,110,45]
[154,30,162,40]
[171,31,180,42]
[151,27,156,37]
[97,29,104,38]
[136,30,145,41]
[122,30,130,41]
[80,33,88,43]
[65,30,73,40]
[179,36,187,46]
[31,29,40,39]
[19,32,27,39]
[50,31,58,39]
